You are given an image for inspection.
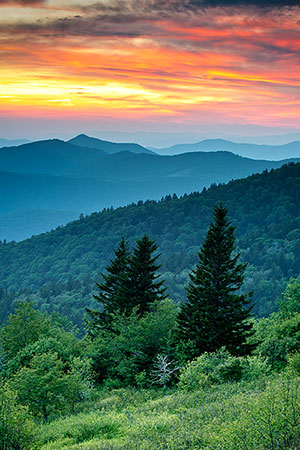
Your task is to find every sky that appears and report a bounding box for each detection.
[1,0,300,142]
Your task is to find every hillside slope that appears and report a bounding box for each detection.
[0,139,107,176]
[1,162,300,324]
[65,150,296,181]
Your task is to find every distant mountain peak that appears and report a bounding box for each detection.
[70,134,104,142]
[67,134,155,155]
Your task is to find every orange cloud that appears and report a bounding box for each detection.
[0,3,300,130]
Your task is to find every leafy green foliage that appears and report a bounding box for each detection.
[0,301,52,359]
[255,312,300,370]
[11,351,94,420]
[254,279,300,370]
[280,278,300,316]
[0,302,94,420]
[87,299,178,386]
[0,383,37,450]
[178,348,269,391]
[3,331,81,378]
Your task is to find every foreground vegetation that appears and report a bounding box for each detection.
[17,372,290,449]
[2,201,300,449]
[3,370,300,450]
[2,275,300,450]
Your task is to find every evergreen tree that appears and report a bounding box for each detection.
[177,203,254,358]
[127,234,167,316]
[86,237,130,329]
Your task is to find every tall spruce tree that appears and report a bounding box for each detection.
[127,234,167,316]
[86,236,130,329]
[177,203,254,358]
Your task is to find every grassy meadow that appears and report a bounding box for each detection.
[38,372,300,450]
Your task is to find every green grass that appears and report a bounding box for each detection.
[37,373,300,450]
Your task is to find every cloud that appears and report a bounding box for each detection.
[0,14,158,38]
[0,0,47,4]
[188,0,299,6]
[88,0,300,14]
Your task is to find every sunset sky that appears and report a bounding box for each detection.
[1,0,300,141]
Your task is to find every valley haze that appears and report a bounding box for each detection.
[1,133,300,242]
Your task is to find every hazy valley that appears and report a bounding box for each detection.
[1,134,299,242]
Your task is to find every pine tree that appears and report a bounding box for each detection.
[86,237,130,329]
[177,203,254,358]
[127,234,167,316]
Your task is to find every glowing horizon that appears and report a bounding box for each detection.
[1,1,300,138]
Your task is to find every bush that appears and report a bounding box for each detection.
[179,348,243,390]
[0,383,37,450]
[239,355,270,381]
[287,352,300,374]
[87,299,178,386]
[256,312,300,371]
[0,302,52,360]
[12,351,94,420]
[3,332,81,378]
[179,349,269,391]
[206,374,300,450]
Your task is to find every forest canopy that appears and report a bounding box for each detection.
[1,162,300,326]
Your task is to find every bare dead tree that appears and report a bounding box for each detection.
[151,354,180,396]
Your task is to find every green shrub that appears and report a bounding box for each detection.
[0,301,52,360]
[254,309,300,371]
[3,332,81,378]
[287,352,300,374]
[179,348,243,390]
[240,355,270,381]
[87,299,178,386]
[179,349,270,391]
[12,351,94,420]
[0,383,37,450]
[205,374,300,450]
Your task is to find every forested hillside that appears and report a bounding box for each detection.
[1,162,300,326]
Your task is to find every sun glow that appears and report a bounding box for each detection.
[1,2,300,130]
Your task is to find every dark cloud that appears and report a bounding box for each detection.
[0,14,163,38]
[187,0,299,6]
[0,0,47,4]
[1,0,299,42]
[89,0,300,14]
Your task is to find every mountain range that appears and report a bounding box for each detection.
[67,133,154,155]
[0,138,30,148]
[156,139,300,160]
[1,134,300,241]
